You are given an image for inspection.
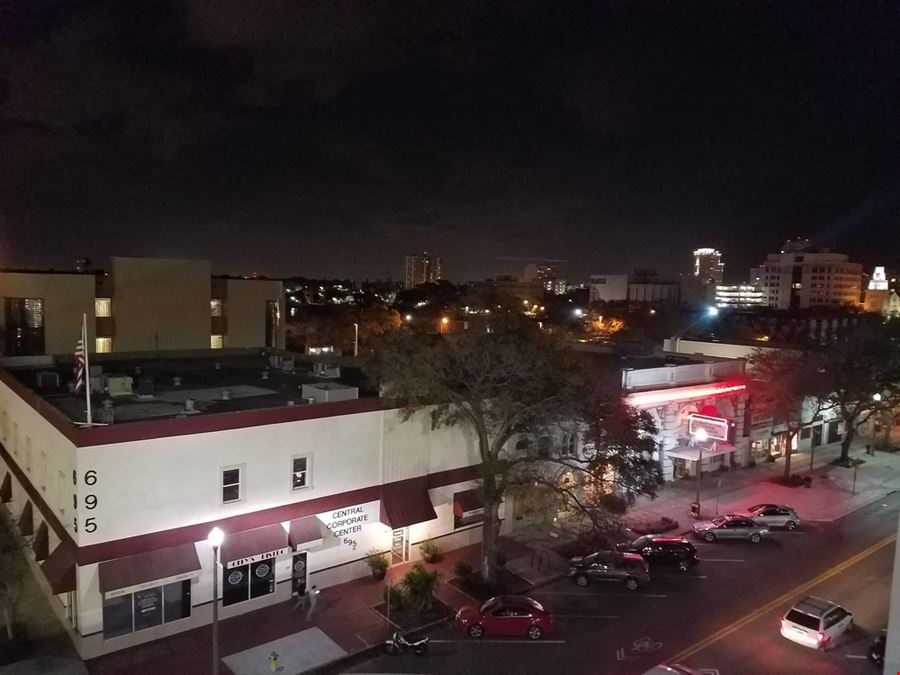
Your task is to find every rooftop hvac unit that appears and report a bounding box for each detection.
[36,371,60,389]
[105,375,133,398]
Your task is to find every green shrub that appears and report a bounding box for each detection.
[365,549,389,576]
[419,539,441,561]
[382,584,404,611]
[402,563,440,612]
[452,559,473,578]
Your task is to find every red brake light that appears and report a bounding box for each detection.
[817,632,826,643]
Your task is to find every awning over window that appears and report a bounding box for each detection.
[0,472,11,503]
[666,442,736,462]
[41,541,76,595]
[99,543,202,599]
[220,524,290,570]
[19,500,33,536]
[380,478,438,530]
[32,521,49,561]
[453,489,484,518]
[289,516,324,551]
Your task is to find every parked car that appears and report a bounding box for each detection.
[568,551,650,590]
[643,666,701,675]
[455,595,554,640]
[691,514,770,543]
[780,596,853,650]
[868,630,885,667]
[744,503,800,530]
[616,535,699,572]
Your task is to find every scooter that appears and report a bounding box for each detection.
[383,631,430,655]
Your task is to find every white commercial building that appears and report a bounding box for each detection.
[714,284,766,308]
[0,354,485,658]
[755,240,862,310]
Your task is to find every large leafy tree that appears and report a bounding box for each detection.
[369,316,659,586]
[817,323,900,464]
[747,348,830,478]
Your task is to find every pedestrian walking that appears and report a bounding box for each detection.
[867,444,875,456]
[306,585,320,620]
[291,586,310,614]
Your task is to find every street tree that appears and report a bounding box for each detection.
[747,348,830,479]
[368,315,660,587]
[817,322,900,465]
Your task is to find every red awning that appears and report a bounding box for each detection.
[453,488,484,518]
[41,541,77,595]
[0,472,11,503]
[380,478,437,530]
[19,501,33,536]
[220,524,290,569]
[98,543,201,598]
[32,521,49,561]
[289,517,324,550]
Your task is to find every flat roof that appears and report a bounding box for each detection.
[2,354,375,427]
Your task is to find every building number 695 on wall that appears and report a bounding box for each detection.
[72,469,99,534]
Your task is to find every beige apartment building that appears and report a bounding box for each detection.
[0,257,284,356]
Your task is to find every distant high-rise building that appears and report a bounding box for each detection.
[693,248,724,285]
[404,253,442,289]
[756,240,862,310]
[522,263,558,283]
[715,285,766,308]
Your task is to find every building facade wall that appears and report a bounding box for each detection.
[222,279,285,349]
[0,272,96,355]
[109,258,212,352]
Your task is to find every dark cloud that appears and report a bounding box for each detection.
[1,0,899,281]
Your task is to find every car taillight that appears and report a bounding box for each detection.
[817,632,826,644]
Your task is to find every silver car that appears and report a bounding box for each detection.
[691,514,770,543]
[744,503,800,530]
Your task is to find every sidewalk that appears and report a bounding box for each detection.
[85,540,533,675]
[626,438,900,530]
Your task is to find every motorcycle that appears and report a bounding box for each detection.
[383,631,430,655]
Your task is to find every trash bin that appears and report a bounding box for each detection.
[804,476,812,488]
[690,501,701,518]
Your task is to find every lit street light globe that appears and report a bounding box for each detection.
[694,428,709,443]
[207,526,224,549]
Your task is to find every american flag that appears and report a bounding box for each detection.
[74,335,85,393]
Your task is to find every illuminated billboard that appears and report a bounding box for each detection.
[688,413,729,441]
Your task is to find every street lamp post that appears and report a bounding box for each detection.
[693,428,709,514]
[353,322,359,357]
[207,527,225,675]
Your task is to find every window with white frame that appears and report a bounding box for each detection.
[221,465,243,503]
[95,298,112,317]
[210,334,224,349]
[96,337,113,353]
[291,455,311,490]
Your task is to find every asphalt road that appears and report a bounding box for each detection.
[333,492,899,675]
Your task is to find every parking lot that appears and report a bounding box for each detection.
[339,494,897,675]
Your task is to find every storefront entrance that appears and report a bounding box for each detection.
[291,552,308,596]
[391,528,408,564]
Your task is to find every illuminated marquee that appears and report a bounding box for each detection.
[625,382,747,407]
[688,413,729,441]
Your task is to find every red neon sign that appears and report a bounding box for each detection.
[626,382,746,407]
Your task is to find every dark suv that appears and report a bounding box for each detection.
[568,551,650,590]
[616,535,700,573]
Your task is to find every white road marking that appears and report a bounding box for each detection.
[845,654,868,659]
[429,639,567,644]
[654,574,709,579]
[700,558,745,562]
[555,614,620,619]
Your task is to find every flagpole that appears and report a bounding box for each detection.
[83,313,93,426]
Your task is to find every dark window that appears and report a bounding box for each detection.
[163,580,191,623]
[102,595,134,639]
[292,456,309,490]
[223,565,250,606]
[785,609,820,630]
[800,427,811,439]
[822,610,843,629]
[250,560,275,599]
[537,437,551,459]
[133,587,163,631]
[222,467,241,503]
[4,298,45,356]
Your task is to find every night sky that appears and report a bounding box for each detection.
[2,1,899,282]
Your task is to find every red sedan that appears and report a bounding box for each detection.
[454,595,554,640]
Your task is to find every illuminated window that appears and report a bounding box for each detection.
[95,337,112,353]
[210,334,224,349]
[210,299,224,317]
[95,298,112,317]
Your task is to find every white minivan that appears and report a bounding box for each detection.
[781,596,853,650]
